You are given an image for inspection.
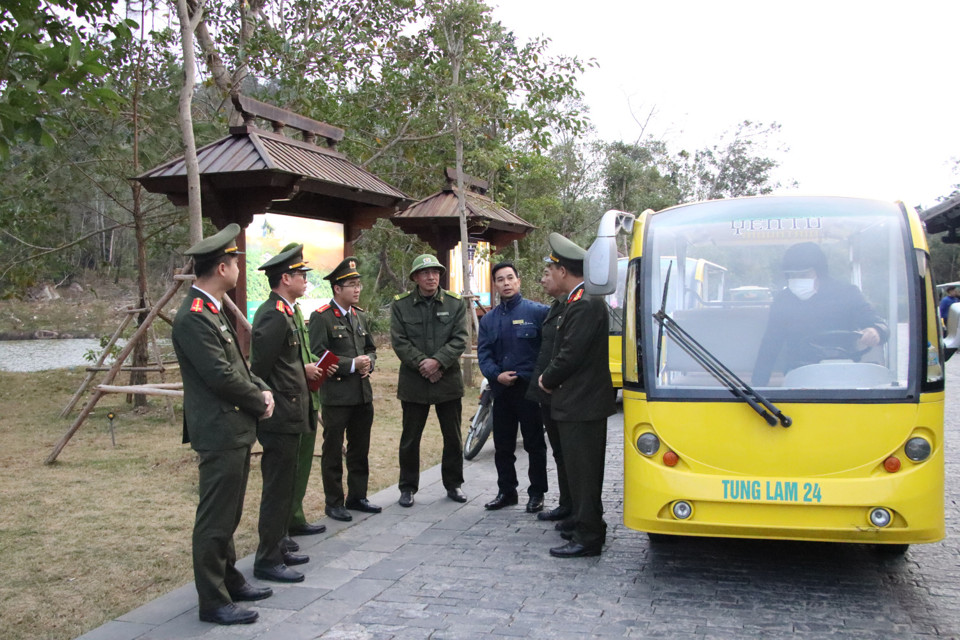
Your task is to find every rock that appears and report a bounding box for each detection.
[61,283,85,299]
[28,284,61,301]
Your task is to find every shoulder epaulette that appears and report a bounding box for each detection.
[568,288,584,304]
[316,304,331,314]
[446,290,462,300]
[354,305,365,312]
[394,291,411,301]
[190,298,204,313]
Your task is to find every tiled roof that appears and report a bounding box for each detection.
[394,188,534,232]
[137,128,409,203]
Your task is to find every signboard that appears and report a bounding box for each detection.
[245,213,344,323]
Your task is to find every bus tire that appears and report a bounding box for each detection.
[874,543,909,557]
[647,532,679,543]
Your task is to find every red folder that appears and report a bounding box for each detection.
[308,350,339,391]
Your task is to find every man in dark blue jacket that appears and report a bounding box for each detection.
[478,262,550,512]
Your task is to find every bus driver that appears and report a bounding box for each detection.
[751,242,888,387]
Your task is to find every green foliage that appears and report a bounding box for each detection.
[352,219,432,332]
[83,333,122,363]
[601,139,682,213]
[677,120,793,202]
[929,233,960,286]
[0,1,134,159]
[0,7,204,296]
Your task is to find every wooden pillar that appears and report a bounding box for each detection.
[232,231,250,357]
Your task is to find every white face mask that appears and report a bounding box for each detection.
[788,278,816,301]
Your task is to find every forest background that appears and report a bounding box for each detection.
[6,0,959,325]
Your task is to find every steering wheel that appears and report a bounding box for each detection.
[806,329,870,360]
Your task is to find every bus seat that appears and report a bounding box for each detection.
[782,361,897,389]
[667,306,770,375]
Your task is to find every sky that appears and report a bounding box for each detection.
[490,0,959,209]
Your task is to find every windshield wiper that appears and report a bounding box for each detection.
[655,262,673,376]
[652,290,791,428]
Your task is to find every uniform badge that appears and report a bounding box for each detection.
[190,298,204,313]
[568,288,584,303]
[206,303,219,314]
[333,308,342,318]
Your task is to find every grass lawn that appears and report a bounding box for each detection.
[0,346,478,640]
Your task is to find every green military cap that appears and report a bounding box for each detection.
[257,243,312,275]
[409,253,445,279]
[184,223,244,260]
[544,232,586,269]
[324,256,362,283]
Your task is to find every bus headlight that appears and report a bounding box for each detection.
[672,501,693,520]
[637,433,660,457]
[904,437,931,462]
[869,507,892,528]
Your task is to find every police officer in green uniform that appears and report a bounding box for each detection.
[538,233,615,558]
[308,257,381,521]
[274,243,326,542]
[390,254,469,507]
[250,245,321,583]
[172,224,275,625]
[526,270,572,526]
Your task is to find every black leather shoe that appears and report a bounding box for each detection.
[484,492,518,510]
[228,583,273,602]
[289,522,327,536]
[282,552,309,566]
[549,541,602,558]
[555,518,575,532]
[447,487,468,503]
[281,536,299,553]
[253,564,305,583]
[199,603,259,625]
[399,491,414,507]
[537,505,572,521]
[345,497,383,513]
[526,494,545,513]
[325,505,353,522]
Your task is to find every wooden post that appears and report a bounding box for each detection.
[46,275,187,464]
[58,313,134,418]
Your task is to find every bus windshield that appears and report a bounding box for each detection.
[642,197,916,400]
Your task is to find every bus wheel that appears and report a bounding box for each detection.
[647,533,678,543]
[874,544,909,556]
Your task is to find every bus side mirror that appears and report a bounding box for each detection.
[944,303,960,350]
[585,209,634,296]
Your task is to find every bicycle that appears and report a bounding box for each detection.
[463,377,494,460]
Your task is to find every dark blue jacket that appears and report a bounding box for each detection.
[478,294,549,397]
[939,295,958,323]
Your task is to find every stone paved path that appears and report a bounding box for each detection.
[78,383,960,639]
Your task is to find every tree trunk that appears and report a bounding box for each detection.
[447,32,473,387]
[177,0,204,245]
[130,5,150,406]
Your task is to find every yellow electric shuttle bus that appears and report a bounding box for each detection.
[586,196,945,552]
